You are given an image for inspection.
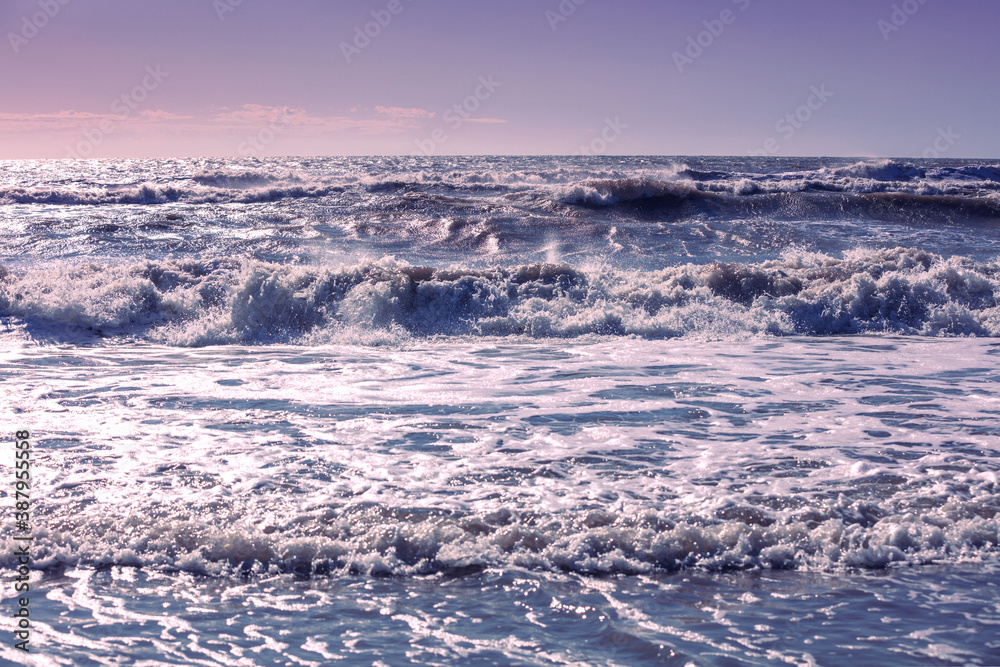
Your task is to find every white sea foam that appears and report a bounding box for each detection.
[3,156,999,664]
[2,247,997,345]
[2,337,996,577]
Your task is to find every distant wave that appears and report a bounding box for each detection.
[0,182,346,205]
[551,168,1000,223]
[2,247,997,345]
[191,169,301,188]
[4,161,999,226]
[827,159,1000,184]
[554,160,1000,199]
[828,159,926,181]
[556,178,702,206]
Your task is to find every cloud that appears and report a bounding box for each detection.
[0,104,505,157]
[210,104,301,125]
[0,109,191,131]
[0,111,106,121]
[206,104,425,134]
[374,106,436,119]
[136,110,193,122]
[0,104,427,136]
[0,110,119,131]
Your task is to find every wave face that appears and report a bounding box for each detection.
[3,156,1000,280]
[2,248,998,344]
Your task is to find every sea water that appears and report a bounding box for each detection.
[1,156,998,665]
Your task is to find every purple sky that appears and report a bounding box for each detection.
[1,0,997,158]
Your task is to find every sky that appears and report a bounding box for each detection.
[0,0,997,159]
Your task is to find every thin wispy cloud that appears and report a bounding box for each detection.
[0,104,445,157]
[1,105,423,133]
[0,1,994,156]
[374,106,436,120]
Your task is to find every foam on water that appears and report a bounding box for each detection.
[2,337,997,579]
[3,156,1000,664]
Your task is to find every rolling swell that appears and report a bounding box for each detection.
[2,247,997,344]
[4,159,1000,229]
[555,175,1000,224]
[0,182,346,205]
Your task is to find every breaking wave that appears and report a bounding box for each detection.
[551,164,1000,223]
[191,169,300,188]
[2,247,998,344]
[4,160,999,227]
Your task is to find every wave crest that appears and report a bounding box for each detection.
[2,248,998,344]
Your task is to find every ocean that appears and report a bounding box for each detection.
[1,155,999,665]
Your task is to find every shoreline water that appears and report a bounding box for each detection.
[5,559,997,665]
[2,156,998,664]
